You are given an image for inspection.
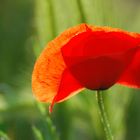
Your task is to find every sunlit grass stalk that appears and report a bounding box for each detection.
[32,126,44,140]
[34,102,59,140]
[96,90,114,140]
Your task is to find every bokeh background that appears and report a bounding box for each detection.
[0,0,140,140]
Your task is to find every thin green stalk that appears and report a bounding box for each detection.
[96,90,114,140]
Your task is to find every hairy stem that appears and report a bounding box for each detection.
[96,90,114,140]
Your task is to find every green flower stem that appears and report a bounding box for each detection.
[96,90,114,140]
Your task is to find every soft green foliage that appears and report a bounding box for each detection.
[0,0,140,140]
[32,126,44,140]
[0,131,10,140]
[33,102,59,140]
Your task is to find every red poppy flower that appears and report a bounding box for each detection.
[32,24,140,112]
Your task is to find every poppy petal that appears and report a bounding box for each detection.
[61,29,140,66]
[118,47,140,88]
[61,27,140,90]
[62,46,140,90]
[32,24,88,103]
[49,68,84,113]
[32,23,140,110]
[32,50,65,102]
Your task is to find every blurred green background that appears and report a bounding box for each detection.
[0,0,140,140]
